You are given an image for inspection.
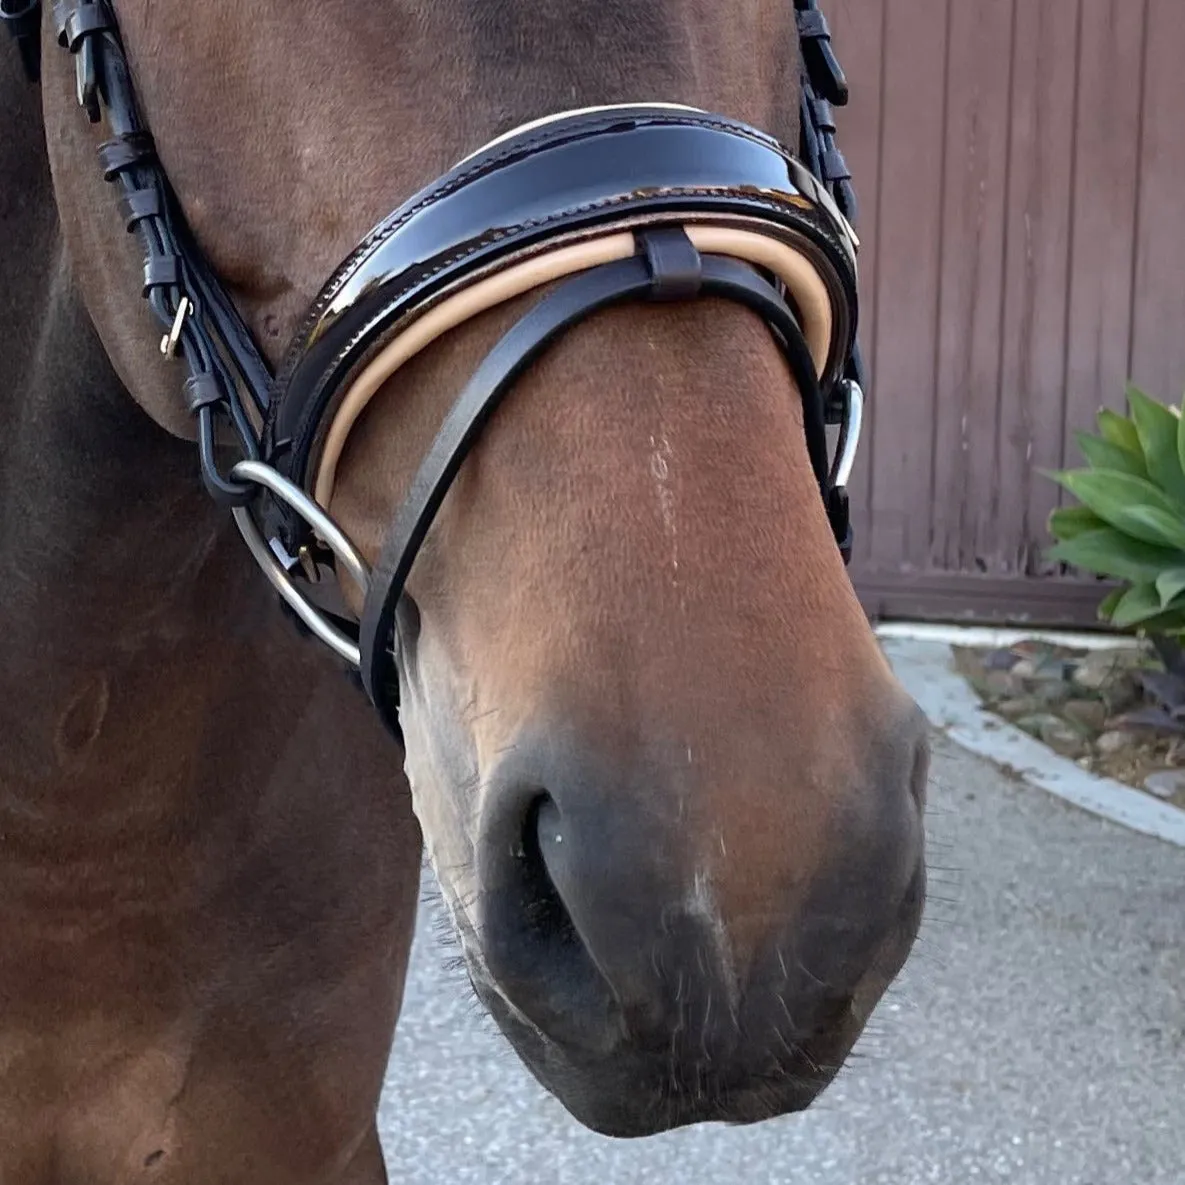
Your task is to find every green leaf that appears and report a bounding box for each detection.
[1073,430,1147,478]
[1110,583,1171,628]
[1118,603,1185,635]
[1098,588,1125,621]
[1126,385,1185,504]
[1177,390,1185,480]
[1156,567,1185,607]
[1044,469,1185,550]
[1048,505,1108,541]
[1098,407,1142,455]
[1046,529,1185,584]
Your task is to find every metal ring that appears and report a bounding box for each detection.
[229,460,371,668]
[231,506,361,667]
[231,460,370,595]
[829,379,863,489]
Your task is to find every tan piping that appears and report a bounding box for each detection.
[684,225,832,366]
[313,225,834,512]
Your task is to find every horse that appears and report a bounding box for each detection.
[0,0,928,1179]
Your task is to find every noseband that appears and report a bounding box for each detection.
[5,0,867,741]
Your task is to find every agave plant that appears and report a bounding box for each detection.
[1044,384,1185,738]
[1045,384,1185,636]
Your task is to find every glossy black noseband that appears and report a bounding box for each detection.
[6,0,868,741]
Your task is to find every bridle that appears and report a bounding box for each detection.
[4,0,867,742]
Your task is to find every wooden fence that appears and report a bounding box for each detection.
[829,0,1185,625]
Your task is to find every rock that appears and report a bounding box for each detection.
[1070,655,1115,690]
[950,645,988,689]
[1100,674,1141,716]
[994,695,1049,721]
[1012,656,1071,682]
[1010,639,1048,658]
[1063,699,1107,733]
[982,647,1022,672]
[1033,681,1074,708]
[1015,712,1064,741]
[1071,647,1150,691]
[1038,718,1089,759]
[1096,729,1139,756]
[1143,769,1185,800]
[984,669,1023,698]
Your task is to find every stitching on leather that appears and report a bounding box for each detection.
[270,114,788,404]
[286,186,851,465]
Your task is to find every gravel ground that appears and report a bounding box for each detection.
[376,732,1185,1184]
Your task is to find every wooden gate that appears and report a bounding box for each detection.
[829,0,1185,625]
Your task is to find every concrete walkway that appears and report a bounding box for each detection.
[377,732,1185,1184]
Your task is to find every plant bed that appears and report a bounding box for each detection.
[951,637,1185,809]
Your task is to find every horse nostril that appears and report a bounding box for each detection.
[520,794,579,947]
[476,789,626,1051]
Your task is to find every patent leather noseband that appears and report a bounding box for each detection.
[5,0,869,741]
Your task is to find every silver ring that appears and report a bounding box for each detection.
[231,460,370,594]
[829,380,863,490]
[230,460,371,668]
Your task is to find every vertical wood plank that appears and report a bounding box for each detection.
[996,0,1080,576]
[929,0,1015,572]
[829,0,885,570]
[1128,0,1185,405]
[862,0,949,573]
[1062,1,1145,464]
[843,0,1178,620]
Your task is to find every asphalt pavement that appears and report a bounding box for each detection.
[376,732,1185,1184]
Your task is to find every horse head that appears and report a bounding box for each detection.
[36,0,928,1137]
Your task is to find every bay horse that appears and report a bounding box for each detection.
[0,0,928,1179]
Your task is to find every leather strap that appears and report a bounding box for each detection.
[5,0,864,500]
[795,0,856,226]
[0,0,40,81]
[31,0,273,506]
[6,0,868,709]
[358,229,828,734]
[119,186,164,228]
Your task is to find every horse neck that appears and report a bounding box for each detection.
[1,226,250,796]
[0,63,267,838]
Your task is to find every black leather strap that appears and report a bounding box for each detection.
[358,230,828,732]
[57,0,110,51]
[6,0,869,711]
[41,0,272,505]
[98,129,156,178]
[1,0,41,81]
[640,227,704,300]
[794,0,848,105]
[265,110,860,522]
[7,0,865,500]
[119,186,163,228]
[795,0,856,227]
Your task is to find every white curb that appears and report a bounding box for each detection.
[873,621,1130,651]
[876,632,1185,849]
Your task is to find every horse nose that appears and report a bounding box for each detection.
[475,769,684,1051]
[472,713,928,1063]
